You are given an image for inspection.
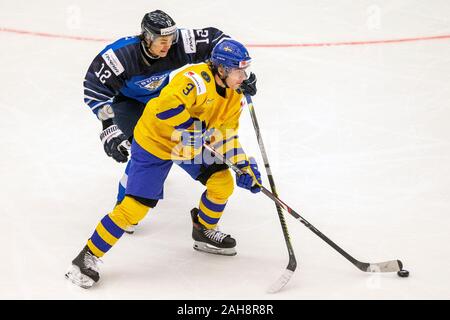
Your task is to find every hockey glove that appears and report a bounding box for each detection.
[236,157,262,193]
[180,119,209,149]
[100,124,130,163]
[239,72,257,96]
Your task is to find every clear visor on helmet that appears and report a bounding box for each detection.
[224,61,252,80]
[226,67,251,80]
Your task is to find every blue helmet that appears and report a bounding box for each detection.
[210,39,251,70]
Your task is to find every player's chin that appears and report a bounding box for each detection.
[158,51,169,57]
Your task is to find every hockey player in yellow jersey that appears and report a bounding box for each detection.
[134,62,247,162]
[66,39,262,288]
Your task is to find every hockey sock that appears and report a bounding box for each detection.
[197,191,227,229]
[87,196,150,257]
[87,214,125,258]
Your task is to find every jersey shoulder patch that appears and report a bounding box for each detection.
[180,29,196,54]
[101,48,125,76]
[184,71,206,96]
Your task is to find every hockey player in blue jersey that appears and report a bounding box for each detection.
[85,10,257,165]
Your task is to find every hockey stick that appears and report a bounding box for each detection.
[245,95,297,293]
[203,143,404,275]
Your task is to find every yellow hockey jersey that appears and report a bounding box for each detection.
[134,63,248,163]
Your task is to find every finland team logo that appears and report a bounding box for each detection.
[135,74,168,91]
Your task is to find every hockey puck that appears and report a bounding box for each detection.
[397,269,410,277]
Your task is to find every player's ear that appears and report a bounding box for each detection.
[217,65,225,78]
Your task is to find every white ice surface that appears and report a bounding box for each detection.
[0,0,450,299]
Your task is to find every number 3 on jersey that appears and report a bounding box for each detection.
[183,83,195,95]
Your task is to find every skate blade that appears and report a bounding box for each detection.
[193,241,236,256]
[65,265,96,289]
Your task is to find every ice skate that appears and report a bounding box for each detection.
[65,245,101,289]
[190,208,236,256]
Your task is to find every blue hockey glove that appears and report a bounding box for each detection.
[239,72,257,96]
[236,157,262,193]
[180,119,207,149]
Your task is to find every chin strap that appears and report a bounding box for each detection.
[217,69,230,88]
[140,41,160,60]
[220,76,229,88]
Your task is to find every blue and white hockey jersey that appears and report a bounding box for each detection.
[83,28,229,117]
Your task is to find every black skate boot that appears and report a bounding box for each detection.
[190,208,236,256]
[65,245,101,289]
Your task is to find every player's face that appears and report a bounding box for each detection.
[224,67,249,90]
[148,35,174,57]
